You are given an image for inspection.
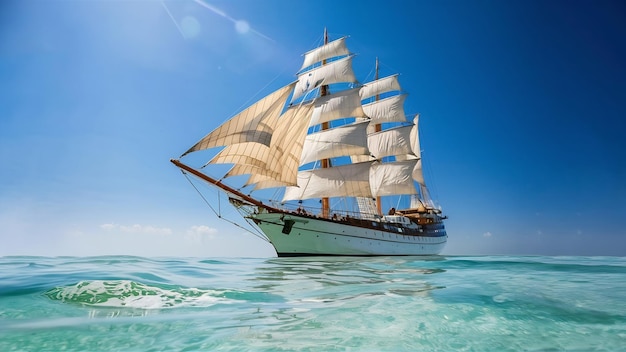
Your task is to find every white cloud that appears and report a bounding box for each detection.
[483,231,493,238]
[188,225,217,236]
[100,223,172,235]
[186,225,218,242]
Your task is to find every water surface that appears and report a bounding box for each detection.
[1,255,624,351]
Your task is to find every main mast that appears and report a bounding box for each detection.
[320,28,331,219]
[374,57,383,215]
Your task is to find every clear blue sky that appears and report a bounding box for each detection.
[1,0,625,257]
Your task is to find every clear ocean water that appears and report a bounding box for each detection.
[1,255,624,351]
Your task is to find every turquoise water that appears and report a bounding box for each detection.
[1,256,625,351]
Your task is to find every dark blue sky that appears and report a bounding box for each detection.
[0,0,624,256]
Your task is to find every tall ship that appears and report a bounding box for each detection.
[171,30,447,256]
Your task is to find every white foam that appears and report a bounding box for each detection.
[50,280,235,309]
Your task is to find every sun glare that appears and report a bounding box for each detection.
[181,16,201,38]
[235,20,250,34]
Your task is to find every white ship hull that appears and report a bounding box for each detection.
[252,212,447,257]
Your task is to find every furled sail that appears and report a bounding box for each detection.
[182,83,295,156]
[292,56,357,102]
[300,37,349,71]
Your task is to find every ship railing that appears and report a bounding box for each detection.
[273,203,384,223]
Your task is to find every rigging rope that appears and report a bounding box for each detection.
[182,169,219,216]
[180,170,270,243]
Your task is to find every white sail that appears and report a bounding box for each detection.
[292,56,357,102]
[253,103,315,186]
[241,105,314,187]
[299,121,370,165]
[248,178,290,190]
[419,183,436,209]
[360,74,401,100]
[412,159,425,185]
[185,37,434,203]
[362,94,407,124]
[283,162,372,201]
[410,195,424,209]
[370,160,419,197]
[173,31,448,257]
[309,88,365,126]
[300,37,349,71]
[410,115,421,158]
[350,155,375,163]
[356,197,379,218]
[211,143,270,170]
[183,83,294,156]
[216,103,314,187]
[409,114,424,185]
[368,125,415,160]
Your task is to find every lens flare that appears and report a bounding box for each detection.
[181,16,201,38]
[235,20,250,34]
